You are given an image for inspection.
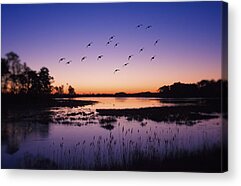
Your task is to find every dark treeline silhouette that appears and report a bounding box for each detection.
[2,52,227,100]
[113,80,228,99]
[48,81,227,99]
[1,52,53,95]
[1,52,76,98]
[1,52,80,108]
[158,80,228,98]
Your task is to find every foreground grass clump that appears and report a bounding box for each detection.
[20,144,226,172]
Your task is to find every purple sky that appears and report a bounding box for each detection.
[1,2,224,93]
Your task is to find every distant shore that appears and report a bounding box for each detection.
[1,93,226,109]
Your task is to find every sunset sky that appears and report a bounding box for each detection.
[1,2,223,94]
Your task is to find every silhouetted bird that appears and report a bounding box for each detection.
[154,39,160,46]
[86,42,93,48]
[128,55,133,60]
[123,63,129,67]
[106,40,112,46]
[136,24,143,28]
[97,55,103,60]
[114,69,120,74]
[81,56,87,62]
[59,57,65,63]
[66,60,72,65]
[114,42,119,48]
[150,56,156,61]
[146,25,152,30]
[139,48,144,53]
[109,35,115,41]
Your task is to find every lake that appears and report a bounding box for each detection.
[1,97,227,171]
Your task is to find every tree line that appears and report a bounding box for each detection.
[158,80,228,98]
[1,52,227,98]
[1,52,75,95]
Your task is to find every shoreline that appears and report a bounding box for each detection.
[97,104,221,124]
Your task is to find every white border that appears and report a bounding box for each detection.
[1,0,241,186]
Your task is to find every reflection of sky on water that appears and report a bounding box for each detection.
[2,117,223,169]
[61,97,181,109]
[1,97,225,169]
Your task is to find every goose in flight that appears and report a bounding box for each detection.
[59,57,65,63]
[106,40,112,46]
[123,63,129,67]
[146,25,152,30]
[136,24,143,28]
[139,48,144,53]
[154,39,160,46]
[109,35,115,41]
[66,60,72,65]
[86,42,93,48]
[150,56,156,61]
[114,42,120,48]
[81,56,87,62]
[128,55,133,60]
[97,55,103,60]
[114,69,120,74]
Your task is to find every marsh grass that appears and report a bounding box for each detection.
[2,98,226,172]
[21,143,224,172]
[19,121,225,172]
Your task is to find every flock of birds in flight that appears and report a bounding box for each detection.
[58,24,160,74]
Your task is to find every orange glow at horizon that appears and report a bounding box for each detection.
[2,3,224,95]
[51,56,221,94]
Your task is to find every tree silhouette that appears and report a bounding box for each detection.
[1,58,10,93]
[158,80,227,98]
[1,52,54,95]
[54,85,64,95]
[38,67,54,95]
[68,85,76,95]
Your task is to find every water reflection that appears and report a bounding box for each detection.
[70,97,176,109]
[1,97,226,171]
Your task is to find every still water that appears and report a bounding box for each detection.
[57,97,176,109]
[1,97,224,170]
